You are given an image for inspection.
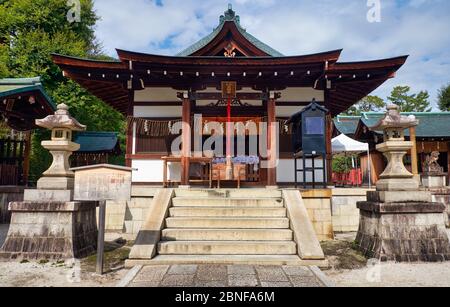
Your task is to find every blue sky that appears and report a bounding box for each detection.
[93,0,450,109]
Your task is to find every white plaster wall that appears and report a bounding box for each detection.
[134,106,182,118]
[132,160,181,183]
[134,88,179,102]
[278,87,324,102]
[276,106,305,117]
[277,159,326,183]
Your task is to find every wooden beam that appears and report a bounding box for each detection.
[192,92,269,101]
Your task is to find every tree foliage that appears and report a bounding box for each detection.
[344,95,386,116]
[387,86,431,112]
[438,83,450,111]
[0,0,126,182]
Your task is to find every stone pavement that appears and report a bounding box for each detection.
[125,265,327,287]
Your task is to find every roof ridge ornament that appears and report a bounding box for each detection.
[220,3,240,24]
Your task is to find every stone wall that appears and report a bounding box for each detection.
[102,186,159,240]
[0,201,98,260]
[356,202,450,262]
[332,188,373,233]
[301,189,334,241]
[0,187,24,224]
[429,189,450,228]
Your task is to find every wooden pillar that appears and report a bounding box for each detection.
[267,93,277,187]
[181,92,191,186]
[447,141,450,184]
[325,114,333,186]
[409,127,419,179]
[125,91,134,168]
[22,131,32,186]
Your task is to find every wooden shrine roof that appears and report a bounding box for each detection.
[0,77,56,131]
[51,5,408,116]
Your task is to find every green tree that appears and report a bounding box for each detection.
[438,84,450,111]
[345,95,386,116]
[387,86,432,112]
[0,0,126,182]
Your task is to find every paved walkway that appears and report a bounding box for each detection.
[125,265,327,287]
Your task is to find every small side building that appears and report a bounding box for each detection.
[71,131,122,167]
[0,77,56,223]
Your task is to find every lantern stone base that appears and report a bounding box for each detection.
[376,178,419,191]
[0,201,97,261]
[421,174,447,189]
[355,200,450,262]
[37,176,75,191]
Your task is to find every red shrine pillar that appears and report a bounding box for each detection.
[125,91,135,168]
[267,92,278,187]
[181,92,191,186]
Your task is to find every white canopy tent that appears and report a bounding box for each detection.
[332,134,372,188]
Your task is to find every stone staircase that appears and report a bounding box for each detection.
[127,189,327,266]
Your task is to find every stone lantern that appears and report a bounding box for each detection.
[36,103,86,190]
[372,104,419,192]
[0,104,97,261]
[355,105,450,262]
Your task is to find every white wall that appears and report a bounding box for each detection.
[132,160,181,183]
[134,106,182,118]
[278,87,324,102]
[277,158,326,183]
[134,87,179,102]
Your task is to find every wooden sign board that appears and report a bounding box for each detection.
[221,81,237,99]
[71,164,133,201]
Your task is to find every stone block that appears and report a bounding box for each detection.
[356,200,450,262]
[422,175,447,189]
[368,191,432,203]
[376,178,420,191]
[0,200,97,260]
[37,177,74,190]
[24,189,73,202]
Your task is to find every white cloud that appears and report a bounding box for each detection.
[93,0,450,109]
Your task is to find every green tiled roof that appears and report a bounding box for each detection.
[334,116,360,135]
[361,112,450,138]
[0,77,56,110]
[75,132,120,153]
[177,5,284,57]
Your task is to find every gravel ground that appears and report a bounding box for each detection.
[0,261,127,287]
[324,229,450,287]
[0,224,128,287]
[326,262,450,287]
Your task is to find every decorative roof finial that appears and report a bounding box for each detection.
[222,3,237,22]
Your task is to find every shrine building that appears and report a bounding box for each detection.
[52,5,408,188]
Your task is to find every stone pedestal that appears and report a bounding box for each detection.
[0,201,97,260]
[0,104,97,261]
[422,174,447,189]
[355,105,450,262]
[356,197,450,262]
[427,188,450,228]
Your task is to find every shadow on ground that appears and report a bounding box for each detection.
[321,240,368,271]
[81,238,132,274]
